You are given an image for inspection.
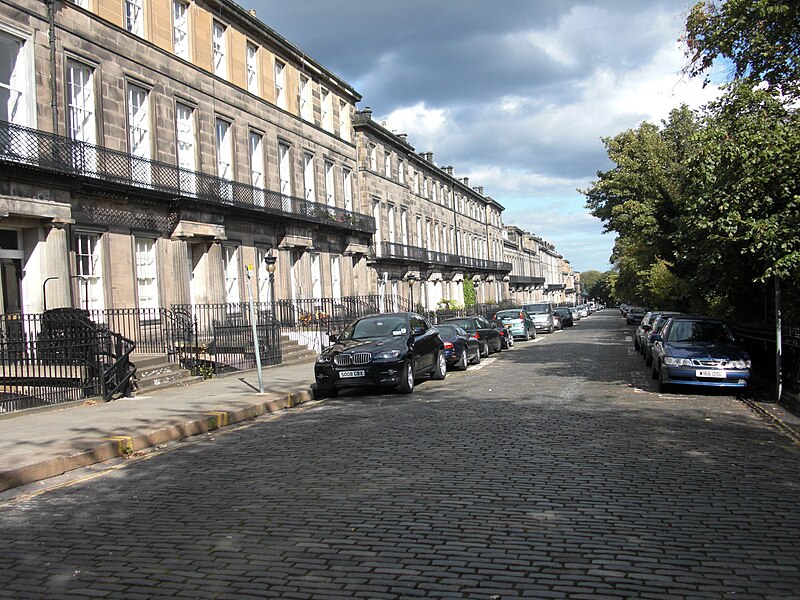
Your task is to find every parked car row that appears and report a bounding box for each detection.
[314,311,526,398]
[626,309,751,393]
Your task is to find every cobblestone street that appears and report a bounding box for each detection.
[2,313,799,599]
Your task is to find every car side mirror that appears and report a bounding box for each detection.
[650,333,663,343]
[412,327,427,337]
[328,334,338,344]
[642,325,652,331]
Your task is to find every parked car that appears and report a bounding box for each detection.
[555,306,574,327]
[569,307,581,322]
[552,311,563,330]
[650,316,751,393]
[625,306,647,325]
[441,315,502,357]
[490,318,515,349]
[522,302,555,334]
[314,312,446,397]
[435,323,481,370]
[493,309,537,341]
[643,312,683,366]
[634,311,657,352]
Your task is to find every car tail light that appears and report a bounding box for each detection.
[444,341,454,350]
[471,332,480,339]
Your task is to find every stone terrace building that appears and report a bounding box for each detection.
[0,0,373,316]
[354,109,511,311]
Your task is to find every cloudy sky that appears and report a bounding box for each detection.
[246,0,723,273]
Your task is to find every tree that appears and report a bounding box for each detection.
[684,0,800,99]
[582,106,701,307]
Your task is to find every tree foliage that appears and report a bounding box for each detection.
[684,0,800,98]
[581,3,800,323]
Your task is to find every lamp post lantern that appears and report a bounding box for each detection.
[407,273,417,311]
[264,254,277,321]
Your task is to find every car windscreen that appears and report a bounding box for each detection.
[667,320,735,344]
[496,311,522,320]
[523,304,550,314]
[341,316,408,340]
[444,318,476,331]
[436,324,465,337]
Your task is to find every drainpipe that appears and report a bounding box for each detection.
[47,0,59,134]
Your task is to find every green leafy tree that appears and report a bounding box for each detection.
[684,0,800,99]
[463,277,476,309]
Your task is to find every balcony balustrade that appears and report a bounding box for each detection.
[372,241,511,274]
[0,121,374,233]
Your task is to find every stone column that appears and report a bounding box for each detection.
[43,223,72,310]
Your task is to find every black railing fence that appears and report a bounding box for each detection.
[730,323,800,396]
[0,121,374,233]
[0,309,134,412]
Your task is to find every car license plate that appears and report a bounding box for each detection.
[696,369,726,378]
[339,370,365,379]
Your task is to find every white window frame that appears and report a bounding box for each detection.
[310,252,322,300]
[321,87,333,132]
[215,117,233,202]
[125,0,144,36]
[173,0,189,60]
[274,60,286,109]
[342,168,353,212]
[66,60,95,144]
[387,204,396,245]
[299,74,313,122]
[339,100,351,142]
[212,21,227,79]
[398,158,405,184]
[369,143,377,171]
[278,141,292,210]
[0,30,35,127]
[246,42,258,95]
[135,237,159,310]
[324,160,335,207]
[176,102,196,193]
[249,130,265,206]
[127,83,151,185]
[384,151,391,177]
[223,245,240,305]
[330,255,341,301]
[75,232,104,312]
[303,152,316,202]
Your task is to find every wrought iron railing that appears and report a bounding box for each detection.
[87,307,197,371]
[372,241,512,273]
[0,121,374,233]
[0,309,135,412]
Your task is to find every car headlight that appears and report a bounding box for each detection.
[664,357,693,367]
[729,359,751,369]
[316,353,334,364]
[373,349,402,360]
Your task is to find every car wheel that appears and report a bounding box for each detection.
[481,342,489,357]
[456,349,469,370]
[507,335,514,348]
[523,330,530,341]
[432,351,447,380]
[657,368,670,393]
[634,338,640,351]
[397,359,414,394]
[645,351,653,367]
[472,349,481,365]
[549,325,554,334]
[651,360,659,380]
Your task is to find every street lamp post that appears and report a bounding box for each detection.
[264,254,277,322]
[407,273,416,312]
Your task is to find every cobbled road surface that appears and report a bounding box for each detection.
[2,312,800,599]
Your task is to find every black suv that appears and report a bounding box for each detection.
[314,312,446,397]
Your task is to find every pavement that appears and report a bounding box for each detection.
[0,358,318,494]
